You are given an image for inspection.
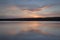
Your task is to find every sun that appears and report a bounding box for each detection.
[31,14,40,18]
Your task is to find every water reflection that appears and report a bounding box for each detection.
[0,21,60,40]
[0,21,49,35]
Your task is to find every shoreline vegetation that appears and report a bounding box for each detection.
[0,17,60,21]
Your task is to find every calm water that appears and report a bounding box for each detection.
[0,21,60,40]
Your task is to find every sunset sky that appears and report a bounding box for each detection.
[0,0,60,18]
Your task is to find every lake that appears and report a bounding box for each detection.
[0,21,60,40]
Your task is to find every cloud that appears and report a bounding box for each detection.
[0,5,48,18]
[0,5,60,18]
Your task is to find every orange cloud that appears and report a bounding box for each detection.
[7,6,18,10]
[21,6,50,18]
[5,5,51,18]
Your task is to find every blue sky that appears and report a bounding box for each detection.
[0,0,60,18]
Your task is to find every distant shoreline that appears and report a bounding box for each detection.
[0,17,60,21]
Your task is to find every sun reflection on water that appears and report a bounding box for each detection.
[0,21,60,36]
[14,21,50,35]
